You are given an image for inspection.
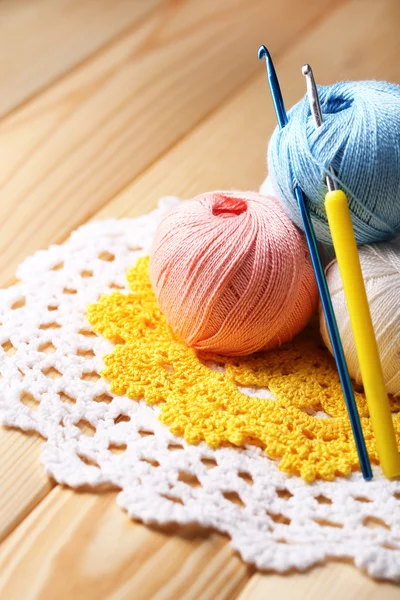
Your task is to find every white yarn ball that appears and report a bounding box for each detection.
[320,241,400,396]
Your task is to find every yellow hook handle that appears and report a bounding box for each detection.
[325,190,400,479]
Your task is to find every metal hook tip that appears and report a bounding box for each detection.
[258,45,268,60]
[302,64,311,76]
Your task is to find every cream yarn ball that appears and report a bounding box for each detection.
[320,241,400,396]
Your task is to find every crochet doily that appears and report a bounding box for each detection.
[1,198,400,581]
[87,258,400,483]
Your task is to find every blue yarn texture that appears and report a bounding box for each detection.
[268,80,400,245]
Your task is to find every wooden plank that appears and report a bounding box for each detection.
[237,567,400,600]
[0,487,251,600]
[97,0,400,221]
[0,0,161,118]
[2,0,400,596]
[0,0,334,289]
[0,428,54,542]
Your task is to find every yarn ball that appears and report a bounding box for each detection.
[150,191,318,356]
[268,80,400,246]
[320,241,400,396]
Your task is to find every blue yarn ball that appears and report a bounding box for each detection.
[268,80,400,245]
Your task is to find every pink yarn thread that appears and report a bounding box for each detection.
[150,191,318,356]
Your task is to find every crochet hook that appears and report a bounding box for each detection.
[258,45,372,481]
[303,63,400,479]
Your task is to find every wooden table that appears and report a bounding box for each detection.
[1,1,400,598]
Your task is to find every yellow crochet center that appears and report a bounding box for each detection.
[87,257,400,482]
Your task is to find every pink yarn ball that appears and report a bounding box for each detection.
[150,191,318,356]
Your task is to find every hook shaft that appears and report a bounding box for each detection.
[258,45,288,129]
[302,64,323,128]
[302,64,337,192]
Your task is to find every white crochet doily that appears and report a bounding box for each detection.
[1,198,400,581]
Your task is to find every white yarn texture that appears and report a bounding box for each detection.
[1,198,400,581]
[321,241,400,396]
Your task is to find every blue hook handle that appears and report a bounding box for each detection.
[258,45,372,481]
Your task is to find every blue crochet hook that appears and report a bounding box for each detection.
[258,45,372,481]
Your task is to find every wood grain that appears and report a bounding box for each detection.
[0,0,161,118]
[0,0,334,288]
[97,0,400,221]
[0,428,53,542]
[0,488,251,600]
[237,566,400,600]
[1,0,400,597]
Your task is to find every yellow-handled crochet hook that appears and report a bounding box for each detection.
[303,64,400,479]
